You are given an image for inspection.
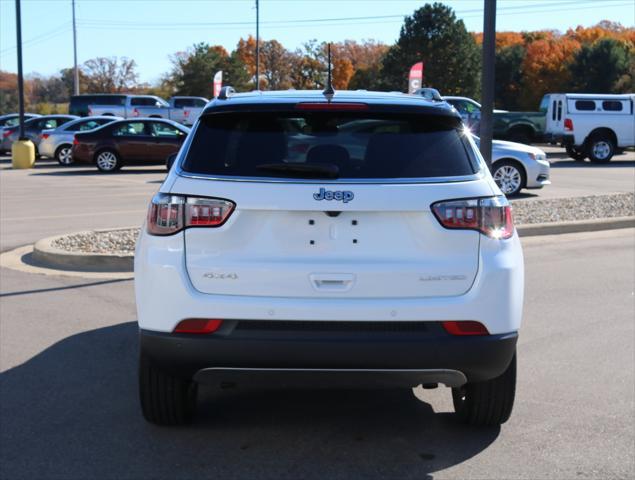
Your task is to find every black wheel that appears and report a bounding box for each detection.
[452,353,516,426]
[55,144,74,165]
[565,145,586,161]
[507,127,533,145]
[492,160,526,196]
[95,149,121,172]
[587,134,615,163]
[139,355,198,425]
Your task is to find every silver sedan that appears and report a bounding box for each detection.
[38,116,122,165]
[473,135,551,196]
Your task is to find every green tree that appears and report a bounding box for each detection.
[569,38,632,92]
[380,2,481,96]
[494,44,525,110]
[164,43,249,96]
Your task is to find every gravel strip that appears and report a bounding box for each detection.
[511,192,634,225]
[52,228,141,254]
[49,193,634,254]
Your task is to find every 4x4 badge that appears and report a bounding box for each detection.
[313,188,354,203]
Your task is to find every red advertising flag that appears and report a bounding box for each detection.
[213,71,223,98]
[408,62,424,93]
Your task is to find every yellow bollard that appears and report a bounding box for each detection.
[11,139,36,169]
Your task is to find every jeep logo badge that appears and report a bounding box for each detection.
[313,188,354,203]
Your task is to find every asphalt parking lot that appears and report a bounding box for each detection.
[0,148,634,479]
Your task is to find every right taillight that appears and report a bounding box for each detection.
[146,193,235,236]
[431,196,514,240]
[72,135,79,145]
[2,130,11,139]
[564,118,573,131]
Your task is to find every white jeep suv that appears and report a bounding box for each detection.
[135,89,524,426]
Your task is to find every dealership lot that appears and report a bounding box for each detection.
[0,147,634,479]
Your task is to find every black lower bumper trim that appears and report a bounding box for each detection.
[140,321,518,384]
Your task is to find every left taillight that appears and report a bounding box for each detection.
[146,193,235,236]
[2,130,12,139]
[431,196,514,240]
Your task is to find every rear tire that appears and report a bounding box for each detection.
[588,134,615,163]
[55,144,74,165]
[565,145,586,161]
[95,149,121,172]
[452,353,516,426]
[507,127,533,145]
[139,355,198,426]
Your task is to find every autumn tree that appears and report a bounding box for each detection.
[569,38,632,92]
[290,40,327,89]
[331,40,388,89]
[82,57,139,93]
[380,3,481,96]
[518,37,581,109]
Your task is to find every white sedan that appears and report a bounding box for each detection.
[474,135,551,196]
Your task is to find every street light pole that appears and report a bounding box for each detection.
[479,0,496,169]
[255,0,260,90]
[15,0,26,139]
[72,0,79,95]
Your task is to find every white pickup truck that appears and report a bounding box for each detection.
[543,93,635,162]
[87,95,209,126]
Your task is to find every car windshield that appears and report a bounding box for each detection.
[182,111,477,179]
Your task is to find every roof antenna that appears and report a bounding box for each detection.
[322,43,335,101]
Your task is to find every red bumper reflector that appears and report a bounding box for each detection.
[442,321,489,336]
[174,319,223,334]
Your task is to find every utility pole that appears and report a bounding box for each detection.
[72,0,79,95]
[15,0,26,139]
[12,0,35,168]
[255,0,259,90]
[479,0,496,169]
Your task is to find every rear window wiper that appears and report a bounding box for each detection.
[256,163,339,179]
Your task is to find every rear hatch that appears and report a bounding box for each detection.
[174,106,492,298]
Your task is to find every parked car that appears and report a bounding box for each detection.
[444,96,545,144]
[38,116,122,165]
[167,96,209,125]
[1,115,78,154]
[72,118,190,172]
[0,113,41,152]
[80,94,208,125]
[135,89,523,427]
[473,135,550,196]
[0,113,41,128]
[543,93,635,163]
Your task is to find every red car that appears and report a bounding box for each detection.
[72,118,190,172]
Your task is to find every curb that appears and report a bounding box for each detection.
[517,216,635,237]
[32,230,134,273]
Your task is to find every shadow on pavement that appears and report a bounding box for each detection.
[29,167,167,176]
[0,322,500,479]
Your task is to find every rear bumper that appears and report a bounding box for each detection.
[139,324,518,385]
[71,144,92,163]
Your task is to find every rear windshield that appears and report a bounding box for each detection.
[182,112,476,180]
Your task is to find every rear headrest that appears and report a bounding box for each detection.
[306,144,350,166]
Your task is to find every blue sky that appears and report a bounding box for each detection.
[1,0,633,84]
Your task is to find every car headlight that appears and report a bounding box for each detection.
[528,151,547,161]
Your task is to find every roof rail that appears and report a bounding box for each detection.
[218,86,235,100]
